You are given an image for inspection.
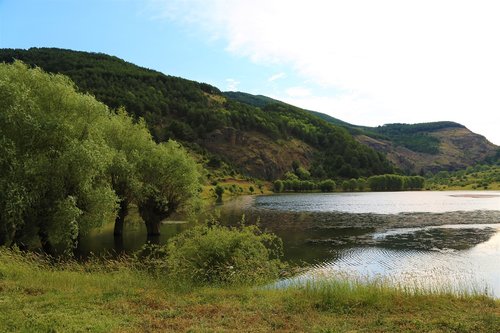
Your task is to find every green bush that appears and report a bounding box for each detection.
[165,220,284,286]
[273,180,284,193]
[319,179,336,192]
[214,185,224,202]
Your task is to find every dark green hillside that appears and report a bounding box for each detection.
[225,92,499,172]
[224,92,462,155]
[224,91,357,129]
[371,122,459,155]
[0,48,393,179]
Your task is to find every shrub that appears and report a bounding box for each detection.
[166,220,284,286]
[319,179,336,192]
[214,185,224,202]
[273,180,284,193]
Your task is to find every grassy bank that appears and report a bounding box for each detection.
[0,249,498,332]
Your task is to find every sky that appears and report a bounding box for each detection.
[1,0,500,144]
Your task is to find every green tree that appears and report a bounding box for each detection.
[137,141,201,235]
[348,178,358,191]
[214,185,224,203]
[0,62,117,252]
[319,179,336,192]
[295,167,311,180]
[103,108,151,236]
[273,180,284,193]
[0,61,202,250]
[341,180,350,191]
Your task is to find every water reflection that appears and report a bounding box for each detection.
[78,191,500,297]
[228,192,500,297]
[289,227,500,297]
[77,220,192,258]
[255,191,500,214]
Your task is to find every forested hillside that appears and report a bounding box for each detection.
[0,48,393,180]
[226,92,499,174]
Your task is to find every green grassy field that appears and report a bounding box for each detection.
[0,249,498,332]
[426,165,500,191]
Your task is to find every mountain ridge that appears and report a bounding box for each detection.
[224,91,498,173]
[1,47,496,177]
[0,47,394,180]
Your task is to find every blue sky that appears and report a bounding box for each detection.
[2,0,500,144]
[0,0,306,96]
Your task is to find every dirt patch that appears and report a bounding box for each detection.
[449,194,500,198]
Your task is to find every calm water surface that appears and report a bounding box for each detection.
[254,191,500,214]
[227,191,500,297]
[79,191,500,297]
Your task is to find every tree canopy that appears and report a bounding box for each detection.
[0,48,394,179]
[0,61,201,253]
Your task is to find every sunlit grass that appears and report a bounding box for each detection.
[1,248,498,332]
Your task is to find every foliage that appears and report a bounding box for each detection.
[0,48,394,179]
[0,61,201,251]
[214,185,224,202]
[137,140,201,229]
[165,219,284,286]
[369,122,464,155]
[367,175,425,191]
[0,61,118,251]
[273,180,285,193]
[319,179,336,192]
[0,247,498,332]
[426,164,500,190]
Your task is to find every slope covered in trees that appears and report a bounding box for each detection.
[0,48,393,180]
[226,92,499,173]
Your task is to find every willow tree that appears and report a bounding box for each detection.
[102,108,150,236]
[0,62,202,250]
[0,61,117,253]
[137,141,201,236]
[103,109,202,237]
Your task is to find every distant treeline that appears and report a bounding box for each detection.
[273,175,425,193]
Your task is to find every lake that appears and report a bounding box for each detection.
[222,191,500,297]
[79,191,500,297]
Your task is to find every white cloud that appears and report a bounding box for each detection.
[268,72,286,82]
[225,78,240,91]
[152,0,500,144]
[286,86,312,98]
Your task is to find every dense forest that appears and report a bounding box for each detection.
[372,122,465,154]
[225,92,470,156]
[0,48,394,180]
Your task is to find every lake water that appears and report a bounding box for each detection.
[79,191,500,297]
[253,191,500,214]
[224,191,500,297]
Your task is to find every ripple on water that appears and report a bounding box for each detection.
[285,243,497,297]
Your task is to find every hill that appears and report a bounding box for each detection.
[226,92,499,174]
[0,48,393,180]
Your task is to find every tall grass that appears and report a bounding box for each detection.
[1,248,499,332]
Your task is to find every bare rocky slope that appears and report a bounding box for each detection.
[356,126,498,173]
[224,92,499,174]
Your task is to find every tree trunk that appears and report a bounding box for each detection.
[113,200,128,236]
[113,234,124,253]
[138,197,170,236]
[0,223,17,247]
[145,220,161,236]
[39,231,55,256]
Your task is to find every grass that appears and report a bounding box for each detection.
[427,165,500,191]
[0,249,498,332]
